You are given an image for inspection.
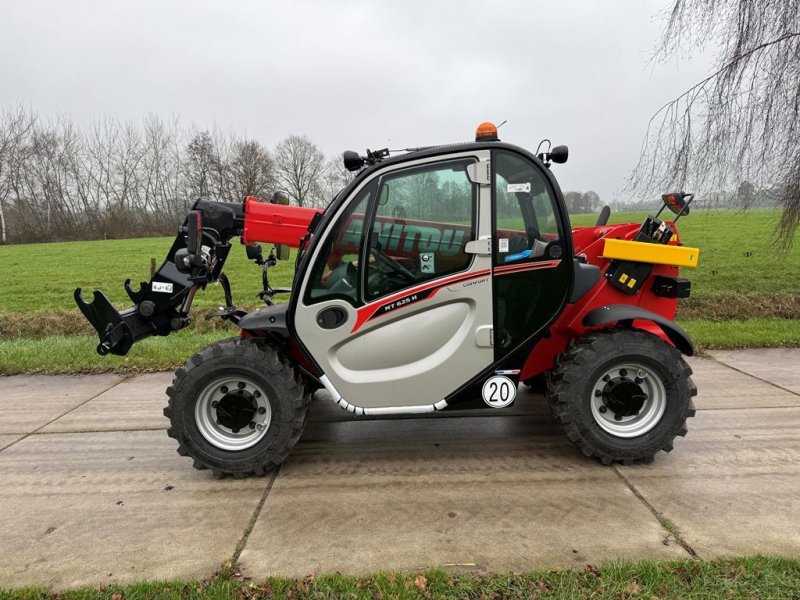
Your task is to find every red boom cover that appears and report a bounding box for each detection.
[242,196,322,247]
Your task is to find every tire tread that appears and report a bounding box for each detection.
[546,328,696,465]
[163,338,310,478]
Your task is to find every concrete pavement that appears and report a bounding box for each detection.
[0,349,799,589]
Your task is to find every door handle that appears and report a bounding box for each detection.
[465,237,493,256]
[316,306,348,330]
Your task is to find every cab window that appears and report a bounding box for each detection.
[494,150,562,265]
[304,184,374,306]
[365,159,476,301]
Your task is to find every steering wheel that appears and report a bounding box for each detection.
[325,261,359,294]
[370,247,416,282]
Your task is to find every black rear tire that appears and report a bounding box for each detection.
[164,338,310,478]
[547,329,696,465]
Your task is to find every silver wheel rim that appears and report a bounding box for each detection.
[194,376,272,451]
[589,362,667,438]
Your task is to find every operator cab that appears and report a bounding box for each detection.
[289,123,574,413]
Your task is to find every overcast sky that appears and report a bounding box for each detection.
[0,0,713,203]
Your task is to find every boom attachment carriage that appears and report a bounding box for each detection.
[75,197,321,356]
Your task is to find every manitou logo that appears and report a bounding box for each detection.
[340,217,469,257]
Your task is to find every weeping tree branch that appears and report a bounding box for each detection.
[630,0,800,249]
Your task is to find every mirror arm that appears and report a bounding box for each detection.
[673,193,694,223]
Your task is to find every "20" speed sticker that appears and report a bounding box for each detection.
[482,375,516,408]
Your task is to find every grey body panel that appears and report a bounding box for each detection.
[294,151,494,410]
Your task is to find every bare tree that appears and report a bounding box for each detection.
[228,139,275,201]
[563,190,601,214]
[0,106,34,243]
[184,130,220,203]
[15,116,84,239]
[317,153,356,207]
[273,134,326,207]
[0,107,336,242]
[139,115,184,228]
[630,0,799,245]
[735,180,757,209]
[583,190,601,213]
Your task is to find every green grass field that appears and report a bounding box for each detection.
[0,236,297,313]
[2,557,799,599]
[0,209,798,374]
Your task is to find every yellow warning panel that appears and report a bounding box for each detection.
[602,239,700,268]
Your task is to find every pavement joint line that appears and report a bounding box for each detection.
[611,465,699,560]
[708,355,800,398]
[26,427,167,435]
[694,405,800,411]
[0,437,20,453]
[231,467,281,565]
[0,374,132,454]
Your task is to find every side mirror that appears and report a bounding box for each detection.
[549,145,569,164]
[275,244,291,261]
[378,185,390,206]
[662,192,690,216]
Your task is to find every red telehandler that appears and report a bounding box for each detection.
[76,123,699,477]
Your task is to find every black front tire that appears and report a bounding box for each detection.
[547,329,696,465]
[164,338,310,478]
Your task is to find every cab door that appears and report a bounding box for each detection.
[293,151,494,412]
[492,148,573,358]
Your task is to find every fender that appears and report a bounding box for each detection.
[236,303,322,381]
[582,304,694,356]
[237,303,290,338]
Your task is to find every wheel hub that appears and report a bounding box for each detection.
[195,376,272,451]
[601,377,647,418]
[215,390,257,433]
[590,363,667,438]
